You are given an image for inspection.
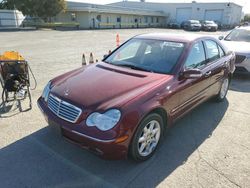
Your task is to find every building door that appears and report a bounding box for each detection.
[92,18,96,29]
[205,9,224,22]
[176,8,192,24]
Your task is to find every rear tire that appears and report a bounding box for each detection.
[215,77,229,102]
[129,113,164,162]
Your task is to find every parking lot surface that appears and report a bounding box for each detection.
[0,28,249,188]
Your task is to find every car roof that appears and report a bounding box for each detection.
[134,33,215,43]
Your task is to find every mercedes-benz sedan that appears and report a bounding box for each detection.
[38,33,235,161]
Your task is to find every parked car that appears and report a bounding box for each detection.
[168,21,181,29]
[241,22,250,26]
[180,21,187,29]
[38,33,235,161]
[201,20,218,31]
[214,21,222,30]
[219,26,250,74]
[182,20,202,31]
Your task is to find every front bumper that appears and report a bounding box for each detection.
[190,26,201,31]
[37,97,129,160]
[203,26,217,31]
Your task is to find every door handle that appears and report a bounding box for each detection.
[205,71,211,77]
[223,61,229,68]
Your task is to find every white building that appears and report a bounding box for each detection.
[111,1,242,26]
[55,1,242,29]
[0,10,25,28]
[55,1,166,29]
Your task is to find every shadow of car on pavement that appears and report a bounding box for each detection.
[0,99,228,188]
[230,74,250,93]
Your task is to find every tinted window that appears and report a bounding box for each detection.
[185,41,206,69]
[105,39,185,74]
[204,40,220,62]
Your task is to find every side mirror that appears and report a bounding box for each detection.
[180,69,203,79]
[218,36,224,40]
[103,54,108,59]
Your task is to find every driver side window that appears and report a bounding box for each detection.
[185,41,206,69]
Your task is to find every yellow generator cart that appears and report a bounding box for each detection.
[0,51,32,110]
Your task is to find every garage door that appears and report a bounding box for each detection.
[176,8,192,24]
[205,9,223,22]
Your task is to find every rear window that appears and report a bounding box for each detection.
[205,21,214,24]
[190,20,200,24]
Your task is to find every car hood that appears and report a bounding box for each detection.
[222,40,250,54]
[50,62,173,110]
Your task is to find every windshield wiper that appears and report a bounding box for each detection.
[103,60,111,64]
[118,64,152,72]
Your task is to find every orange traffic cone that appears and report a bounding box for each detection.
[116,34,120,47]
[82,53,86,66]
[89,53,94,64]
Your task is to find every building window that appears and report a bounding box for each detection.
[117,17,121,23]
[71,13,76,21]
[107,17,109,23]
[145,16,148,23]
[151,17,154,23]
[156,17,159,23]
[135,18,138,23]
[97,15,101,22]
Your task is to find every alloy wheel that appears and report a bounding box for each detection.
[137,120,161,157]
[220,78,229,99]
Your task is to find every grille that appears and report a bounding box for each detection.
[48,94,82,123]
[235,55,246,64]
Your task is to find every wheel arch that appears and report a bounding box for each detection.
[140,106,170,134]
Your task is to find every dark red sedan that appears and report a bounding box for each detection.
[38,33,235,161]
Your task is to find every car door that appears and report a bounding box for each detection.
[170,40,213,120]
[203,40,226,95]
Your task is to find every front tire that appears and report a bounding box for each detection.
[216,77,229,102]
[129,113,164,161]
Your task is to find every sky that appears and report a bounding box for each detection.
[68,0,250,13]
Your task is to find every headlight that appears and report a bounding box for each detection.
[86,109,121,131]
[42,81,52,102]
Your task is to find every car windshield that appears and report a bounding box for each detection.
[190,20,200,24]
[205,21,214,24]
[225,29,250,42]
[104,38,185,74]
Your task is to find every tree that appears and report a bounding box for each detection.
[244,14,250,22]
[0,0,66,22]
[0,0,15,9]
